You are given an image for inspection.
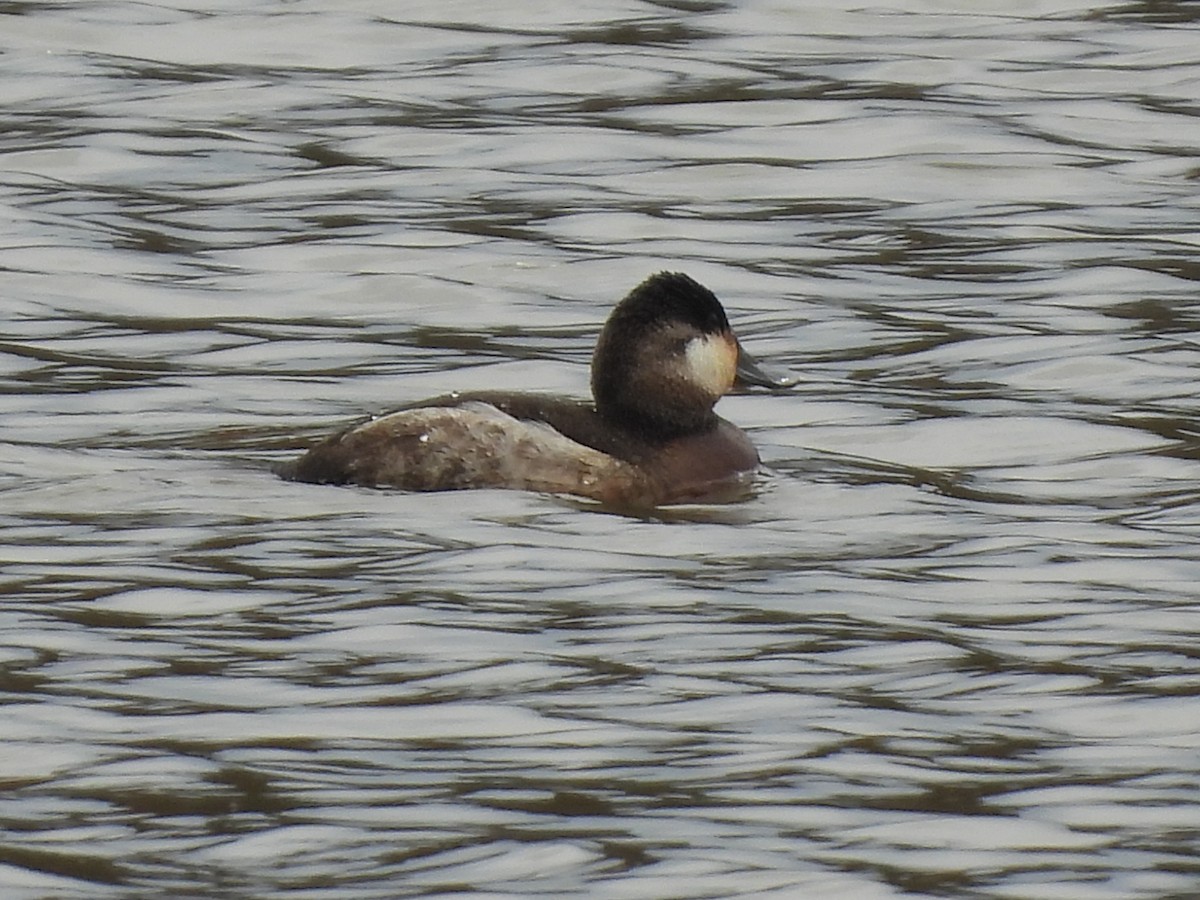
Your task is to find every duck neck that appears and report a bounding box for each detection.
[595,393,719,445]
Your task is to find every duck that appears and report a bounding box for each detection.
[279,271,791,507]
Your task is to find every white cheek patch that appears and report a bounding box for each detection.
[683,333,737,397]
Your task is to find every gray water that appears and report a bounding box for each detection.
[2,1,1199,898]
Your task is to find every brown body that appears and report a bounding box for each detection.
[281,393,759,506]
[281,272,783,507]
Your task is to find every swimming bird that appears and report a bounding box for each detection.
[281,272,791,506]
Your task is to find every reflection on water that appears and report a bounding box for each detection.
[2,1,1200,897]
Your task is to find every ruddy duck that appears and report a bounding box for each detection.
[281,272,790,506]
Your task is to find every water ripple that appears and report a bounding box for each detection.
[2,1,1199,898]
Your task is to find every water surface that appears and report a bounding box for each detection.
[2,1,1199,897]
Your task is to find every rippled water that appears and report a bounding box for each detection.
[3,1,1200,897]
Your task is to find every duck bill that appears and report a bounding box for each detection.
[735,345,796,390]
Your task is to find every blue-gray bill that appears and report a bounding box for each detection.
[735,346,797,390]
